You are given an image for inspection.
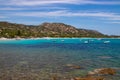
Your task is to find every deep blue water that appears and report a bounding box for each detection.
[0,38,120,80]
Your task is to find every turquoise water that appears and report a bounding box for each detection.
[0,38,120,80]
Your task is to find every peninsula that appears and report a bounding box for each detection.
[0,21,117,38]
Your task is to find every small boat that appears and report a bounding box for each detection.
[97,38,102,40]
[104,41,110,43]
[84,41,88,43]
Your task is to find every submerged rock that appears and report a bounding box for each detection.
[66,64,82,69]
[51,76,57,80]
[88,68,116,75]
[72,76,104,80]
[99,56,112,59]
[98,68,116,75]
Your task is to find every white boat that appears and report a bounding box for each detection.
[104,41,110,43]
[84,41,88,43]
[97,38,102,40]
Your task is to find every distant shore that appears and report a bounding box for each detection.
[0,37,120,40]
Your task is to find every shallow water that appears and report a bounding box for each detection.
[0,38,120,80]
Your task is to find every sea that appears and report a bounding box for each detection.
[0,38,120,80]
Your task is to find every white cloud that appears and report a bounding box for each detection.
[12,10,120,20]
[84,0,120,5]
[0,16,6,18]
[108,17,120,21]
[0,0,86,6]
[109,22,120,24]
[0,0,120,6]
[0,7,66,11]
[0,7,25,10]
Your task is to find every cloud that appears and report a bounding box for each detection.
[0,16,6,18]
[0,7,66,11]
[108,17,120,21]
[109,22,120,24]
[83,0,120,5]
[0,0,120,6]
[0,7,25,10]
[0,0,86,6]
[12,10,120,20]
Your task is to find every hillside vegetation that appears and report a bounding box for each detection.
[0,22,108,38]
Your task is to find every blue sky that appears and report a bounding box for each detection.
[0,0,120,35]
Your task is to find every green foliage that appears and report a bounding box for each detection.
[0,22,110,38]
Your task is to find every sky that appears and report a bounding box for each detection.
[0,0,120,35]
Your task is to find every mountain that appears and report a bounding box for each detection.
[0,21,108,38]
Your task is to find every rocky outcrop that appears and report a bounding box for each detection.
[72,68,116,80]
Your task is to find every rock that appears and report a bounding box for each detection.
[72,76,104,80]
[66,64,81,69]
[51,74,59,80]
[51,76,57,80]
[72,65,81,69]
[88,68,116,75]
[99,68,116,75]
[88,71,96,75]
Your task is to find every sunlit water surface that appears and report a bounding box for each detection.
[0,38,120,80]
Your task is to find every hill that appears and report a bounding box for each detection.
[0,21,108,38]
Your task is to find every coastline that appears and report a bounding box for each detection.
[0,37,120,40]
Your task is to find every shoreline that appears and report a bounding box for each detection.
[0,37,120,40]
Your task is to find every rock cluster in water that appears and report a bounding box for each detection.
[72,68,116,80]
[72,76,104,80]
[88,68,116,75]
